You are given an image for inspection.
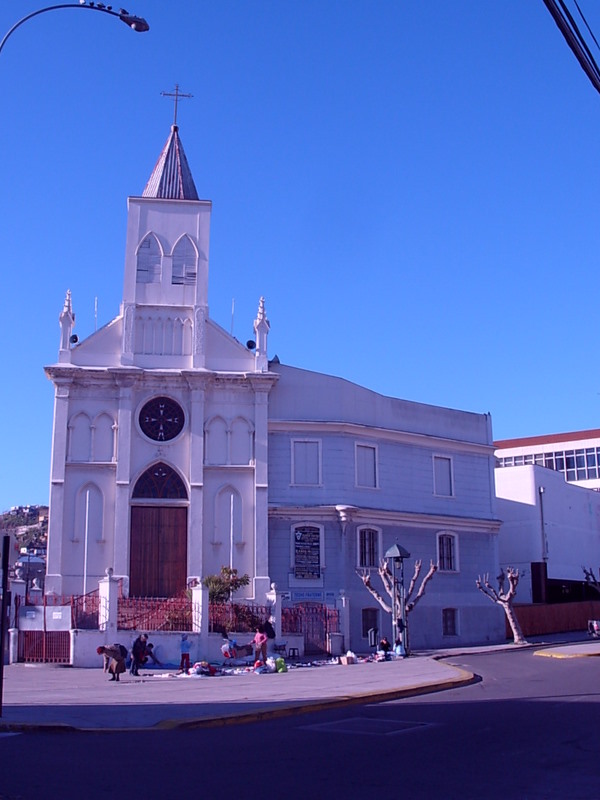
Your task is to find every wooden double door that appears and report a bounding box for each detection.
[129,506,187,598]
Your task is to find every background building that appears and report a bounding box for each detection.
[495,430,600,491]
[495,464,600,604]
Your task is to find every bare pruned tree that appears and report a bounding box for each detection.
[476,567,527,644]
[357,557,438,630]
[582,566,600,594]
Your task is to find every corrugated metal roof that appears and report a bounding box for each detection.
[142,125,199,200]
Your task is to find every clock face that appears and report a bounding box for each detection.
[139,397,184,442]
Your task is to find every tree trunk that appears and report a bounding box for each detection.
[502,601,527,645]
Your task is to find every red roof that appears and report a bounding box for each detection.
[495,429,600,448]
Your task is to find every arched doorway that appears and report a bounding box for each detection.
[130,462,188,597]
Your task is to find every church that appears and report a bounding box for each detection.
[44,123,505,651]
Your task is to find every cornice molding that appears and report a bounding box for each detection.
[268,419,493,456]
[268,504,501,533]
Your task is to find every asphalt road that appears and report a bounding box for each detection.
[0,648,598,800]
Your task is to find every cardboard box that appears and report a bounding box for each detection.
[340,655,356,665]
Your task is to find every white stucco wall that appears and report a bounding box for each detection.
[495,465,600,584]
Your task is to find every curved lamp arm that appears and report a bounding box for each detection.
[0,3,149,58]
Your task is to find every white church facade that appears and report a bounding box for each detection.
[44,125,505,651]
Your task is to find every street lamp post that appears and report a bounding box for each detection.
[385,543,410,657]
[0,2,149,57]
[0,3,149,682]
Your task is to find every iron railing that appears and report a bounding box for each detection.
[208,602,271,635]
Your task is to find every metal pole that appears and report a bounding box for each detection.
[391,558,397,645]
[0,534,10,717]
[400,557,409,656]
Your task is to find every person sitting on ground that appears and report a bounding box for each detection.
[145,642,163,666]
[378,636,392,660]
[97,644,127,682]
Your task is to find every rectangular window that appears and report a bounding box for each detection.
[356,444,377,488]
[442,608,457,636]
[438,533,457,571]
[358,528,378,568]
[433,456,453,496]
[292,440,321,485]
[362,608,378,638]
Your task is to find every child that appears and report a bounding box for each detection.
[253,625,268,664]
[179,633,191,673]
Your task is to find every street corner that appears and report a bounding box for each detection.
[533,643,600,659]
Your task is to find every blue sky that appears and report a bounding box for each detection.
[1,1,600,512]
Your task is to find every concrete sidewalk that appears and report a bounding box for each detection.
[0,656,474,732]
[1,637,599,732]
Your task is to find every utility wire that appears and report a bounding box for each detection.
[542,0,600,94]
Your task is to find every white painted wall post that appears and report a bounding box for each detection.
[265,582,282,639]
[191,584,209,644]
[98,568,119,638]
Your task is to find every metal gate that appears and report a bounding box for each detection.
[19,630,70,664]
[282,603,340,655]
[15,594,72,664]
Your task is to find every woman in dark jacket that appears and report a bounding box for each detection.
[130,633,148,676]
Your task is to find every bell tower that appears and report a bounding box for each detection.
[121,123,211,369]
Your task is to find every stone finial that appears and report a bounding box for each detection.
[253,297,270,372]
[59,289,76,359]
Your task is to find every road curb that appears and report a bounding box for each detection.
[0,665,477,734]
[533,648,600,659]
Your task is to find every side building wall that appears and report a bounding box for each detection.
[267,364,505,651]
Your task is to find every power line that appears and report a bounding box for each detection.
[542,0,600,94]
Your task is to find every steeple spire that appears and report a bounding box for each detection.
[142,124,199,200]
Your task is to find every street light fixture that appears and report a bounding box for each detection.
[0,3,149,57]
[0,3,148,703]
[385,542,410,657]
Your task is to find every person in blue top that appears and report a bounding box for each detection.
[179,633,192,673]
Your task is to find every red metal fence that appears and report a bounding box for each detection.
[71,589,101,629]
[118,596,195,631]
[15,595,72,664]
[19,630,70,664]
[14,592,341,658]
[282,604,340,654]
[208,603,271,634]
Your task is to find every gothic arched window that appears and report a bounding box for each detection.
[132,463,188,499]
[136,233,162,284]
[172,235,197,286]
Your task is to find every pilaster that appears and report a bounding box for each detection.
[45,378,72,593]
[113,374,136,586]
[187,380,206,580]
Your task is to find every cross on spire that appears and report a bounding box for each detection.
[161,83,193,126]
